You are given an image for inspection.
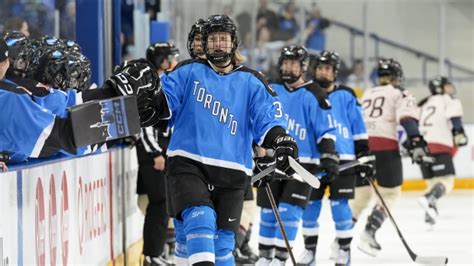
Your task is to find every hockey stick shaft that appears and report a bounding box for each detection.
[366,177,448,265]
[264,181,297,265]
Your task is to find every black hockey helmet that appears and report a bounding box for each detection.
[34,49,71,89]
[41,35,66,50]
[146,42,180,70]
[277,45,309,83]
[68,51,92,91]
[3,31,34,74]
[313,50,341,79]
[64,39,82,53]
[377,58,403,81]
[428,76,451,95]
[202,14,239,65]
[187,18,207,58]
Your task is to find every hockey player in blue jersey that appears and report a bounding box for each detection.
[134,15,298,266]
[297,51,371,266]
[254,46,338,266]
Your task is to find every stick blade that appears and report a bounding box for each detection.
[288,157,320,188]
[415,256,448,265]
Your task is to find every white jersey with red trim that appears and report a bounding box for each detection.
[361,84,419,150]
[419,94,463,149]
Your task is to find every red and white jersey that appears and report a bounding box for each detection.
[361,84,419,151]
[419,94,463,153]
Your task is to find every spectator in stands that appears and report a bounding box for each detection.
[257,0,279,40]
[276,0,299,41]
[346,59,365,89]
[303,3,330,53]
[4,17,30,37]
[60,0,76,40]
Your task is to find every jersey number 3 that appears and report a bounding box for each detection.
[362,96,385,118]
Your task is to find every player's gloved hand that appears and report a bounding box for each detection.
[105,58,159,98]
[271,134,298,176]
[253,156,277,187]
[319,153,339,183]
[408,135,431,164]
[355,151,375,179]
[137,82,164,127]
[452,128,468,147]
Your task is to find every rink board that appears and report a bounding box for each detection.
[0,148,142,266]
[0,125,473,265]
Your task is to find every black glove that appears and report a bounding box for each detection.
[253,156,277,187]
[452,128,468,147]
[270,134,298,176]
[319,154,339,183]
[355,151,375,179]
[407,136,430,164]
[106,58,159,98]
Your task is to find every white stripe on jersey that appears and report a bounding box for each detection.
[353,133,368,140]
[30,119,55,157]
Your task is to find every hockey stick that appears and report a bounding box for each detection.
[251,155,376,188]
[264,179,297,265]
[366,177,448,265]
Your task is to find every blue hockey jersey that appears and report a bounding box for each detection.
[162,60,286,180]
[0,83,57,161]
[327,86,368,160]
[270,81,336,166]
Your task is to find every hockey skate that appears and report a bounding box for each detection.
[417,196,438,225]
[296,248,315,266]
[334,248,350,266]
[358,229,381,257]
[255,257,272,266]
[240,242,259,263]
[234,247,258,265]
[329,238,339,260]
[269,258,286,266]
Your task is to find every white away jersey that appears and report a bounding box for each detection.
[361,84,418,150]
[419,94,463,148]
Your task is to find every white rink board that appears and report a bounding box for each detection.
[0,148,142,266]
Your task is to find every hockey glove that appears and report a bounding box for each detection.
[453,128,468,147]
[253,156,277,187]
[271,134,298,176]
[106,58,159,99]
[407,135,430,164]
[319,153,339,183]
[355,151,375,179]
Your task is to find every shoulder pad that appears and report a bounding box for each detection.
[335,85,361,106]
[236,66,277,96]
[172,58,207,71]
[306,82,331,110]
[0,80,31,95]
[335,85,357,98]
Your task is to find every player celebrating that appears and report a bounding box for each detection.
[297,50,370,266]
[136,15,297,266]
[353,58,430,257]
[417,76,468,226]
[255,45,337,266]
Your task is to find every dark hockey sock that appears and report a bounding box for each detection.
[338,237,352,250]
[365,205,386,234]
[243,224,253,245]
[303,235,318,250]
[352,217,358,224]
[275,247,289,262]
[425,182,446,205]
[258,244,275,259]
[235,225,247,249]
